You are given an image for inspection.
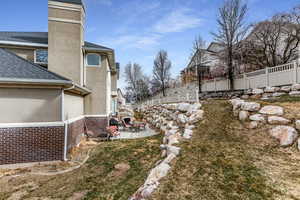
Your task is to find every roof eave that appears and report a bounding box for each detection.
[0,78,72,86]
[83,47,116,72]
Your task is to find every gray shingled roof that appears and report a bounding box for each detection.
[0,32,112,51]
[84,41,113,51]
[51,0,83,5]
[0,32,48,45]
[0,48,70,83]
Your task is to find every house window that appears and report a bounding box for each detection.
[35,49,48,64]
[86,53,101,67]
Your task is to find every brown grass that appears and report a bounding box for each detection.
[150,100,300,200]
[0,135,162,200]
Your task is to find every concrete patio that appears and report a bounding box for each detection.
[112,125,159,140]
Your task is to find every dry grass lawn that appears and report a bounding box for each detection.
[150,100,300,200]
[0,135,162,200]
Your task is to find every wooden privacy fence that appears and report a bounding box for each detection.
[202,60,300,92]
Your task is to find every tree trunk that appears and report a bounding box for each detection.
[162,81,166,97]
[197,65,202,93]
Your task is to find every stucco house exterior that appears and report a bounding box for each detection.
[0,0,118,165]
[181,42,223,85]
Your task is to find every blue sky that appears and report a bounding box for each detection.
[0,0,299,89]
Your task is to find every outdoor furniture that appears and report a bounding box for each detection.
[106,126,119,137]
[133,121,146,131]
[121,117,134,131]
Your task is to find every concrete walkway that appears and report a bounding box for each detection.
[112,125,159,140]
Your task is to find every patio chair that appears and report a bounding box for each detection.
[121,117,136,132]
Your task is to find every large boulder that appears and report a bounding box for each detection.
[268,116,291,125]
[168,133,181,145]
[264,86,278,93]
[188,110,204,124]
[177,103,191,112]
[183,129,193,139]
[259,105,284,116]
[269,126,298,147]
[281,86,291,92]
[145,162,171,185]
[162,153,177,164]
[247,121,259,129]
[241,95,249,99]
[273,92,286,97]
[291,84,300,91]
[177,114,188,124]
[166,145,181,156]
[241,102,261,112]
[187,103,202,115]
[296,120,300,130]
[289,91,300,97]
[252,88,264,95]
[239,111,249,121]
[230,99,245,110]
[249,114,265,122]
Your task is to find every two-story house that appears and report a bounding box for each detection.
[181,42,223,85]
[0,0,118,165]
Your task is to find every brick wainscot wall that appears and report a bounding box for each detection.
[0,125,65,165]
[0,116,109,165]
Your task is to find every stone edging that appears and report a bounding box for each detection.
[129,102,204,200]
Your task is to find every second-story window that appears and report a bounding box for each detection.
[35,49,48,64]
[86,53,101,67]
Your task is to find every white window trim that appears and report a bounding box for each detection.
[85,53,101,68]
[34,49,48,65]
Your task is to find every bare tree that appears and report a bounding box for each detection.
[191,35,206,93]
[212,0,248,90]
[238,6,300,70]
[124,63,150,102]
[153,50,172,97]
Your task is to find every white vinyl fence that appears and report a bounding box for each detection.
[138,92,199,107]
[201,61,300,92]
[136,61,299,107]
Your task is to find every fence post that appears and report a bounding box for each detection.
[196,89,199,103]
[243,73,247,90]
[293,61,297,84]
[266,67,269,87]
[214,78,217,92]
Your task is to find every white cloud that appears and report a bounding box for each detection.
[100,34,162,49]
[86,0,112,6]
[153,8,202,34]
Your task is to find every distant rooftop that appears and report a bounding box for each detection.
[0,32,113,51]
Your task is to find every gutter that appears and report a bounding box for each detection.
[0,78,72,86]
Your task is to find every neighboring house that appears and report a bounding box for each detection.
[181,42,223,85]
[0,0,118,165]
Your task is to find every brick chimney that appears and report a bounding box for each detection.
[48,0,85,85]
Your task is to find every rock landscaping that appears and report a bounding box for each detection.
[240,84,300,100]
[199,83,300,100]
[229,98,300,149]
[130,102,204,200]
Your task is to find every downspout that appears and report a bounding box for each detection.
[62,84,76,161]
